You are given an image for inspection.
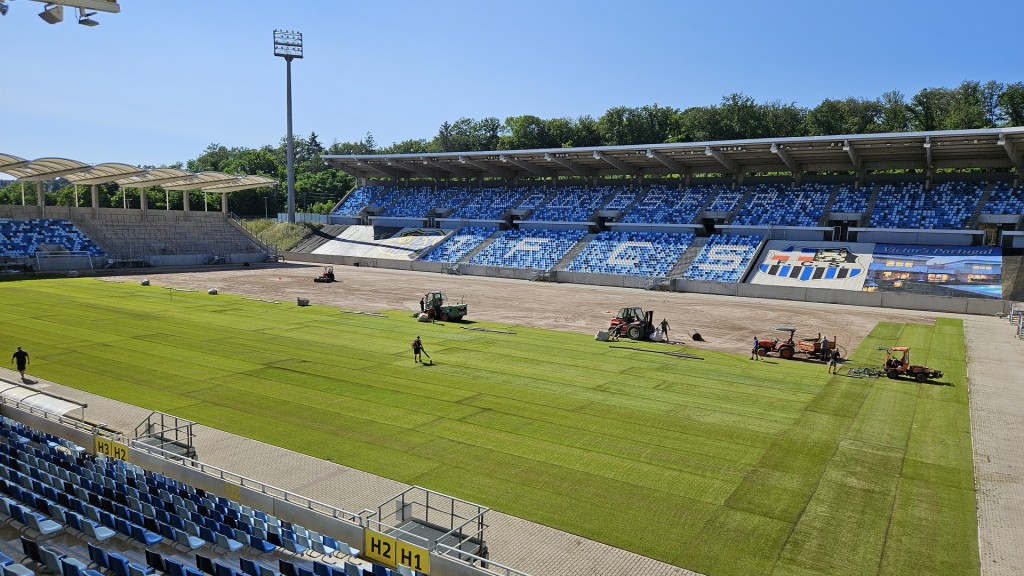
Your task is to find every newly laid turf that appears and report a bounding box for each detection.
[0,279,978,576]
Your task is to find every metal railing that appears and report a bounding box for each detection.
[125,438,365,525]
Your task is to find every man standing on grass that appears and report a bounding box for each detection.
[751,336,760,361]
[412,336,424,363]
[659,318,670,342]
[11,346,29,382]
[828,348,841,374]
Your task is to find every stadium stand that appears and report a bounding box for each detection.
[449,187,529,220]
[682,234,763,283]
[706,188,744,213]
[598,187,639,212]
[70,212,265,262]
[375,187,438,218]
[330,186,382,217]
[982,181,1024,215]
[869,181,984,229]
[514,190,549,212]
[620,185,713,225]
[565,231,694,277]
[0,218,104,257]
[829,183,871,213]
[525,186,611,222]
[0,416,385,576]
[420,226,497,263]
[469,228,586,270]
[731,183,831,227]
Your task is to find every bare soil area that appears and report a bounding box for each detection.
[107,261,951,358]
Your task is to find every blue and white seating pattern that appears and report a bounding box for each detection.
[565,231,693,277]
[449,187,529,220]
[526,186,611,222]
[469,229,585,270]
[375,187,438,218]
[419,227,496,263]
[982,182,1024,215]
[869,182,983,229]
[515,190,549,211]
[599,188,639,211]
[706,188,744,213]
[330,186,382,217]
[683,234,762,283]
[621,185,713,224]
[732,183,830,227]
[0,219,104,257]
[829,184,871,213]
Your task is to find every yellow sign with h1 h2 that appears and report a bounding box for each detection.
[363,529,430,574]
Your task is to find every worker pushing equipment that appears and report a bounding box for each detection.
[412,336,432,365]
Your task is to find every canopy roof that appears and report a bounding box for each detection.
[323,127,1024,180]
[0,382,85,418]
[0,156,277,193]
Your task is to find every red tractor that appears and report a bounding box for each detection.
[882,347,944,383]
[756,327,838,360]
[609,307,655,341]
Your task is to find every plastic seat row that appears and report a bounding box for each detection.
[525,186,611,222]
[982,181,1024,215]
[418,226,496,263]
[469,229,586,270]
[1,418,371,574]
[565,231,693,277]
[620,185,716,224]
[0,218,104,257]
[449,187,530,220]
[731,183,830,227]
[683,234,762,283]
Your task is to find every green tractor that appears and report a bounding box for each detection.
[423,291,467,322]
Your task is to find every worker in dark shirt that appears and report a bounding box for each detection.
[11,346,30,382]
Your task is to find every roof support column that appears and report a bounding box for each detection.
[73,184,79,208]
[91,185,99,218]
[183,189,191,217]
[140,187,148,220]
[221,192,229,215]
[37,182,45,217]
[166,190,170,211]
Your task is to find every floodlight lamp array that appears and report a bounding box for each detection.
[273,30,303,59]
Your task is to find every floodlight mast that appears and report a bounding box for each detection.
[273,29,303,224]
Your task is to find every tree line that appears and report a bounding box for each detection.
[3,80,1021,217]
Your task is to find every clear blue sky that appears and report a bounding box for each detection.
[3,0,1023,168]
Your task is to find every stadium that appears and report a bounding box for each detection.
[3,2,1024,575]
[1,123,1024,576]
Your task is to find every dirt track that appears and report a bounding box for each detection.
[108,261,952,358]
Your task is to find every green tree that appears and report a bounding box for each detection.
[910,87,952,131]
[998,82,1024,126]
[879,90,912,132]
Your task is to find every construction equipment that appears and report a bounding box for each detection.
[423,291,467,322]
[755,327,837,360]
[313,266,336,283]
[609,307,655,341]
[881,347,944,383]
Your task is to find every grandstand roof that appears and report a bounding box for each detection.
[323,127,1024,180]
[0,155,278,193]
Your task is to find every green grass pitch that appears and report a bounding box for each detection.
[0,279,978,576]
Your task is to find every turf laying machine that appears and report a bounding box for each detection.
[881,346,944,383]
[423,291,467,321]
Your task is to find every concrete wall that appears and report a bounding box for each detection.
[283,253,1012,316]
[852,228,983,246]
